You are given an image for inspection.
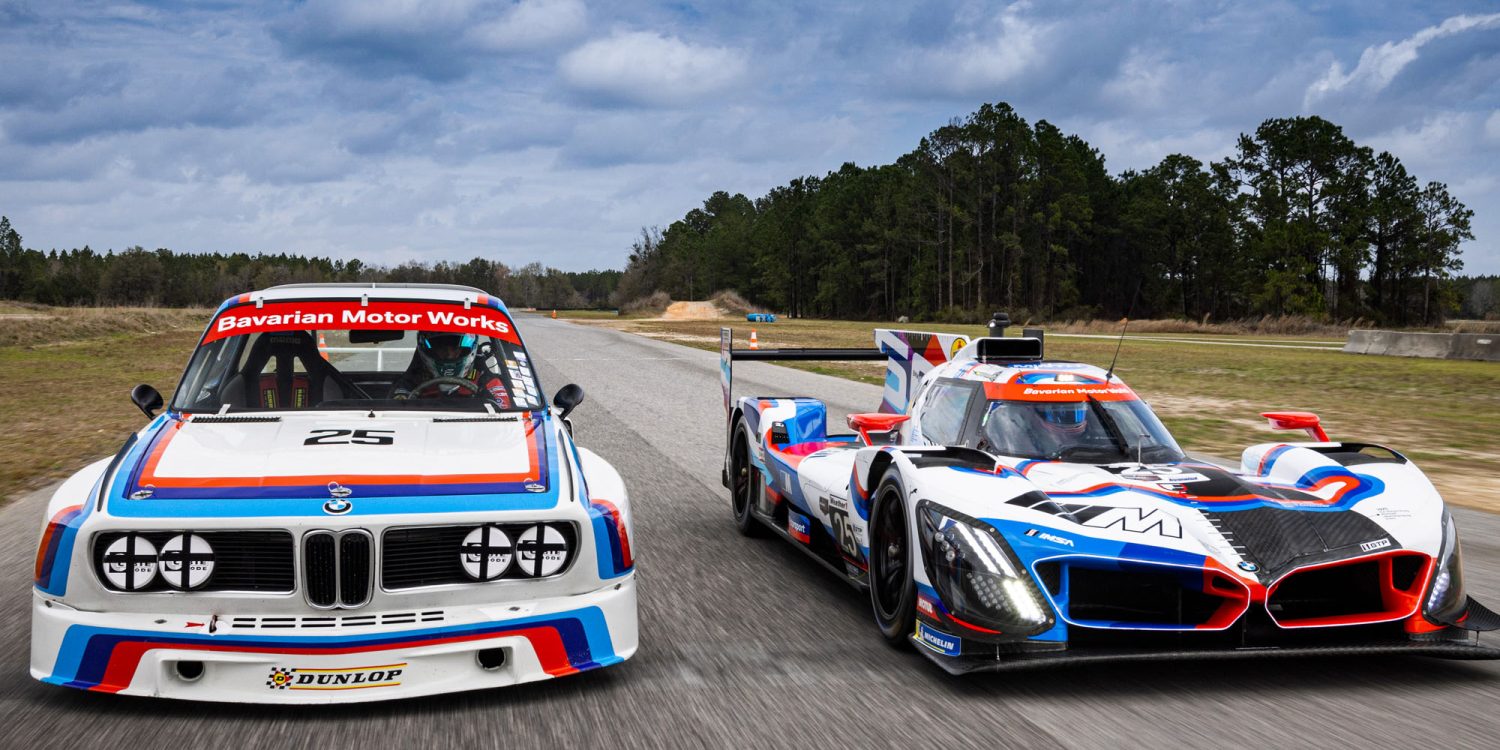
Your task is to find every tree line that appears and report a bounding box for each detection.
[615,102,1477,325]
[0,216,618,310]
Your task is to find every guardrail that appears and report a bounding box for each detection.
[1344,331,1500,362]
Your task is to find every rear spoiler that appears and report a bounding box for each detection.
[721,327,1018,416]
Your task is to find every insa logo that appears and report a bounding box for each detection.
[916,622,960,656]
[1025,528,1074,547]
[266,663,405,691]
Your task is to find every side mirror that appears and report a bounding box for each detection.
[131,384,163,418]
[552,383,585,421]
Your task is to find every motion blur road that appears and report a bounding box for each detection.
[5,312,1500,748]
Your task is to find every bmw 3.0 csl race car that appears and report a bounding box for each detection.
[32,283,635,702]
[719,321,1500,673]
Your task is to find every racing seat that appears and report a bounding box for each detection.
[220,331,360,409]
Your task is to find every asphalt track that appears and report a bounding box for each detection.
[4,312,1500,748]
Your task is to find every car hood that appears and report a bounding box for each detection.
[1001,457,1421,579]
[112,411,552,505]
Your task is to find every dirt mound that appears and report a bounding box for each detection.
[662,301,724,320]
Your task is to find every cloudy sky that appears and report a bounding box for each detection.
[2,1,1498,273]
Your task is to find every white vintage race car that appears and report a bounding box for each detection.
[719,322,1500,672]
[32,283,636,702]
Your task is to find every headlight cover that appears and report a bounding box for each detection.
[917,500,1053,636]
[1425,510,1467,625]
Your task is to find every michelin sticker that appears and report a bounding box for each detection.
[916,622,960,656]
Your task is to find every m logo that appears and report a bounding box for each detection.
[1081,507,1182,538]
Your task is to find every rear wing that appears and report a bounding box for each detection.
[719,327,977,417]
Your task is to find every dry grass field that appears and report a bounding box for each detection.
[569,313,1500,512]
[0,305,207,503]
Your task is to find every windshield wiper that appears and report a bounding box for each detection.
[1084,394,1132,459]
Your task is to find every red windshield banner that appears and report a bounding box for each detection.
[204,300,521,345]
[983,381,1138,402]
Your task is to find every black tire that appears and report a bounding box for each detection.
[868,472,916,648]
[729,426,765,537]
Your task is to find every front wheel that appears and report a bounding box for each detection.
[868,472,916,647]
[729,427,764,537]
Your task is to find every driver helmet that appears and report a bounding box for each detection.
[1036,401,1087,435]
[416,332,478,378]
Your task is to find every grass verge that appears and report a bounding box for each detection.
[0,307,207,503]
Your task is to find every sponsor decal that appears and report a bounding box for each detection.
[266,663,406,691]
[1024,528,1075,547]
[949,337,969,356]
[916,622,960,656]
[917,596,937,617]
[1360,538,1393,553]
[788,511,812,544]
[206,300,518,344]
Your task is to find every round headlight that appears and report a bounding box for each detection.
[159,533,215,590]
[102,534,158,591]
[516,524,569,577]
[461,526,514,580]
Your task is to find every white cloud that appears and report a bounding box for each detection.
[558,30,748,106]
[1305,12,1500,106]
[896,6,1049,97]
[1102,48,1175,112]
[467,0,587,52]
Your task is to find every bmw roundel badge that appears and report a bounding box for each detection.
[324,482,354,515]
[1238,561,1259,572]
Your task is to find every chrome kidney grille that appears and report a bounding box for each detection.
[303,530,373,609]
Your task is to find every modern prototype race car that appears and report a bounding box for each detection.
[719,319,1500,672]
[32,283,635,702]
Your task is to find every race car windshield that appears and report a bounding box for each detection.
[974,398,1184,463]
[170,301,544,413]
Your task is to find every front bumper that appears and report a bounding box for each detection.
[910,633,1500,675]
[31,575,637,703]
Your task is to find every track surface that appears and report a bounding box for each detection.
[4,313,1500,748]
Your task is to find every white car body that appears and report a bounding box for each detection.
[720,327,1498,671]
[32,284,636,702]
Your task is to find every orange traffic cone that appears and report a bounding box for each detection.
[749,330,759,350]
[317,332,329,361]
[552,309,558,319]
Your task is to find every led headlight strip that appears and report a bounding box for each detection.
[917,500,1054,636]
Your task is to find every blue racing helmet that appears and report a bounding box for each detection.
[1038,402,1087,432]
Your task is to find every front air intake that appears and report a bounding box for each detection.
[303,532,337,607]
[1266,550,1431,628]
[1036,558,1250,630]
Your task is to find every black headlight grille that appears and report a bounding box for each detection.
[93,530,295,593]
[382,523,577,590]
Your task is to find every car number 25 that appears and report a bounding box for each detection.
[304,429,396,446]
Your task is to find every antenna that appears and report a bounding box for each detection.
[1104,281,1143,383]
